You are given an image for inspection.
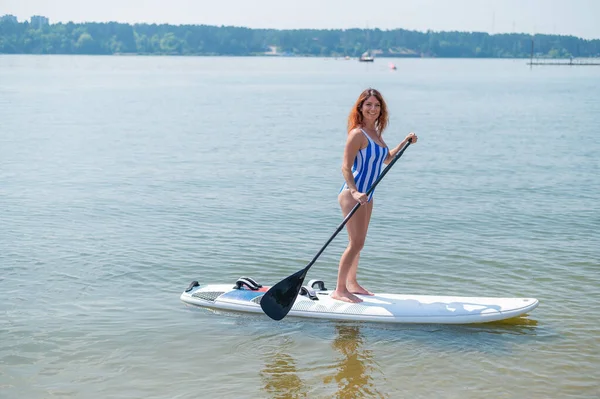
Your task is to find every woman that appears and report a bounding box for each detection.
[332,88,417,303]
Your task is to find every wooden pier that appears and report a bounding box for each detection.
[528,37,600,66]
[528,58,600,66]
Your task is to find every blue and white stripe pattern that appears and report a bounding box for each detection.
[340,129,389,202]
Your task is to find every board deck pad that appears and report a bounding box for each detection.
[180,281,539,324]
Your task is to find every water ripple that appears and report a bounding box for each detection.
[1,56,599,399]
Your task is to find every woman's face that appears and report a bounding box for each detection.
[360,95,381,123]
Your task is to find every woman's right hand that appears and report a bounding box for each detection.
[350,189,368,206]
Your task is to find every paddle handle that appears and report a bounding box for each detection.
[303,139,413,271]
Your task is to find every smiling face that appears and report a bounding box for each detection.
[360,96,381,124]
[347,88,389,134]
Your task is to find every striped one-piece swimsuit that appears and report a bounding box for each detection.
[340,129,389,202]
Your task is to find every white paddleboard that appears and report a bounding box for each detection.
[180,279,539,324]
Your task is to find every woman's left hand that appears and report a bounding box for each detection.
[405,132,418,144]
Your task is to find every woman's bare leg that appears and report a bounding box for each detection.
[346,198,374,295]
[331,190,371,303]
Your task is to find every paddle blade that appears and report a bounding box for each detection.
[260,268,307,321]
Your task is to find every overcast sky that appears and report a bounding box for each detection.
[2,0,599,39]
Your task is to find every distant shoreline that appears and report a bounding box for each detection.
[1,18,599,58]
[2,53,596,62]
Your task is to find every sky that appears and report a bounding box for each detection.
[2,0,599,39]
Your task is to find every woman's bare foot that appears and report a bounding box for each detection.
[347,283,374,296]
[331,289,363,303]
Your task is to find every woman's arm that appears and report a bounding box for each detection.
[384,132,417,164]
[341,129,367,198]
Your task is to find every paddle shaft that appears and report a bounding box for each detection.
[301,139,413,274]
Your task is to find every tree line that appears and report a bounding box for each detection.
[1,20,599,58]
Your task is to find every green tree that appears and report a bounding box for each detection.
[1,20,599,58]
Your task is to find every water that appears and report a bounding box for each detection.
[1,55,599,398]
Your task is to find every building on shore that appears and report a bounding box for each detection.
[1,14,18,23]
[30,15,50,29]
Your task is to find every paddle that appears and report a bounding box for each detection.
[260,138,414,320]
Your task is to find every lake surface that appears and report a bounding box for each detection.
[1,55,599,398]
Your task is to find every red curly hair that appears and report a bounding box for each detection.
[347,88,389,134]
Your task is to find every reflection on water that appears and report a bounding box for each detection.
[260,338,308,399]
[324,324,387,399]
[260,324,386,399]
[418,315,541,336]
[359,314,540,336]
[463,316,540,335]
[258,316,542,398]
